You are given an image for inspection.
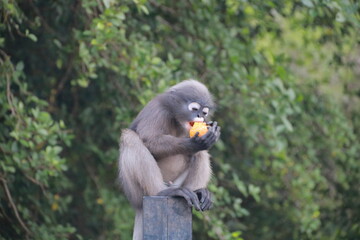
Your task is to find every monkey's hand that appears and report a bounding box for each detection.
[157,187,202,211]
[194,188,213,211]
[189,121,221,152]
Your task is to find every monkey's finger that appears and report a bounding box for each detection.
[201,190,212,211]
[202,129,212,138]
[187,189,201,211]
[181,188,198,207]
[215,127,221,141]
[190,195,202,212]
[192,132,200,138]
[206,121,214,126]
[164,187,197,209]
[183,188,202,211]
[177,188,195,207]
[195,189,207,203]
[199,190,206,203]
[201,199,209,211]
[216,126,221,133]
[205,132,216,144]
[210,123,219,134]
[202,199,213,211]
[207,122,215,133]
[182,196,195,208]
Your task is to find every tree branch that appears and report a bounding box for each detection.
[0,177,32,238]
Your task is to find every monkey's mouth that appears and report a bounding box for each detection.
[187,122,196,131]
[189,119,205,127]
[187,118,205,130]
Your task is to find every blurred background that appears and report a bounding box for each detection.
[1,0,359,239]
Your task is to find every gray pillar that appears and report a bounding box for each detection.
[143,196,192,240]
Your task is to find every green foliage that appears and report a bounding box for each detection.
[0,54,74,238]
[1,0,359,239]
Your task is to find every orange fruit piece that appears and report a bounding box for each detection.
[189,122,208,137]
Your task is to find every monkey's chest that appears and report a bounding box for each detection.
[157,155,189,183]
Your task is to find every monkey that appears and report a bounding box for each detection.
[118,80,221,240]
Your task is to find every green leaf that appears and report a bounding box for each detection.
[28,33,38,42]
[301,0,314,8]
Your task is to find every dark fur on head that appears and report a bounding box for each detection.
[167,80,214,109]
[163,80,214,122]
[130,80,214,134]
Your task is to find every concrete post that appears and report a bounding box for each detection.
[143,196,192,240]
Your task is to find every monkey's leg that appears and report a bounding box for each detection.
[182,151,213,211]
[119,129,168,208]
[132,209,143,240]
[119,129,169,240]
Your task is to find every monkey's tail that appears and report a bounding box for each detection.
[133,209,143,240]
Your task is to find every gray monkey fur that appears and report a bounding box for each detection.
[118,80,220,240]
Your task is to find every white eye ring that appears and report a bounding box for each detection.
[188,102,201,111]
[203,107,209,116]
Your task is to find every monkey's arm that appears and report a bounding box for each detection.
[142,135,194,159]
[142,122,221,159]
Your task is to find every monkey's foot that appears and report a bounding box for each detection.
[194,188,213,211]
[157,187,202,211]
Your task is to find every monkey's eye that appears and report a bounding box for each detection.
[203,107,209,116]
[188,102,201,112]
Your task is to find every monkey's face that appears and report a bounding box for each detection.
[177,102,210,131]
